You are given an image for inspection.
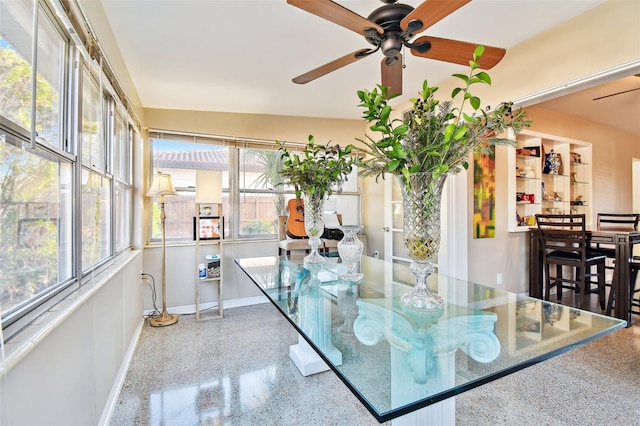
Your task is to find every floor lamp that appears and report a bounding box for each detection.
[146,171,178,327]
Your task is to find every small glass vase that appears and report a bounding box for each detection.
[399,173,447,311]
[303,191,326,266]
[337,225,363,282]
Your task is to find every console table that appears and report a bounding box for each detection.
[235,255,624,424]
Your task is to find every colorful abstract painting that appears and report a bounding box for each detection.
[473,146,496,238]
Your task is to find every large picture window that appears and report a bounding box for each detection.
[0,0,136,340]
[149,134,361,242]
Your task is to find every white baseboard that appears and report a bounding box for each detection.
[143,295,269,316]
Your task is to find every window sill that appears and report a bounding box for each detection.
[0,250,142,377]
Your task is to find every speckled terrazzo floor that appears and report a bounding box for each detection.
[109,303,640,426]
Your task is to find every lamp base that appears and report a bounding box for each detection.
[149,310,178,327]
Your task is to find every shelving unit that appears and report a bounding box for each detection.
[507,130,593,232]
[195,202,223,320]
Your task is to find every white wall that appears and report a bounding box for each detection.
[142,240,277,311]
[0,252,143,426]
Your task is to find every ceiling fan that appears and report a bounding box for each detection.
[288,0,506,96]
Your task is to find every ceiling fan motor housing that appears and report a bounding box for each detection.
[367,3,415,57]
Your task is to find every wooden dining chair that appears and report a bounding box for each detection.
[593,213,639,256]
[631,257,640,316]
[592,213,640,306]
[597,213,640,231]
[535,214,607,310]
[606,256,640,319]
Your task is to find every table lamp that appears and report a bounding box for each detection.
[146,171,178,327]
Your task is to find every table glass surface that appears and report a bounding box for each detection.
[235,255,625,423]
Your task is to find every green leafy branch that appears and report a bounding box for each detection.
[357,46,531,189]
[278,135,358,198]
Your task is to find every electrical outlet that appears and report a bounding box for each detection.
[373,250,380,259]
[496,273,503,286]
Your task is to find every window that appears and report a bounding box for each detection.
[239,147,285,237]
[149,137,229,240]
[0,1,66,148]
[81,170,111,268]
[34,5,65,148]
[149,134,362,243]
[0,0,136,339]
[79,70,111,270]
[115,118,133,252]
[81,68,104,170]
[0,0,34,133]
[0,132,73,316]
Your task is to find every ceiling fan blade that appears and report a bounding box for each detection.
[410,36,506,69]
[292,49,372,84]
[287,0,383,36]
[381,55,403,97]
[401,0,470,35]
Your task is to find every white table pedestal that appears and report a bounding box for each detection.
[392,398,455,426]
[289,335,333,376]
[291,272,342,376]
[354,300,500,425]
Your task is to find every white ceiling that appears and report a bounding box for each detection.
[535,75,640,136]
[96,0,638,131]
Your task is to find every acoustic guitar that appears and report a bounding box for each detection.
[286,197,306,238]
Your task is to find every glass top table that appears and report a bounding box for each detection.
[235,255,625,423]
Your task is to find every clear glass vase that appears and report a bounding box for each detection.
[303,191,326,266]
[399,173,447,311]
[337,225,363,282]
[337,284,358,334]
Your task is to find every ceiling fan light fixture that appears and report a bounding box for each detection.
[381,34,403,57]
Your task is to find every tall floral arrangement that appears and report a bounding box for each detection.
[357,46,530,188]
[278,135,358,266]
[356,46,530,311]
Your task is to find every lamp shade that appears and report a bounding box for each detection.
[146,172,177,197]
[195,170,222,204]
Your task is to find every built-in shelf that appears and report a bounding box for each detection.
[508,130,593,232]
